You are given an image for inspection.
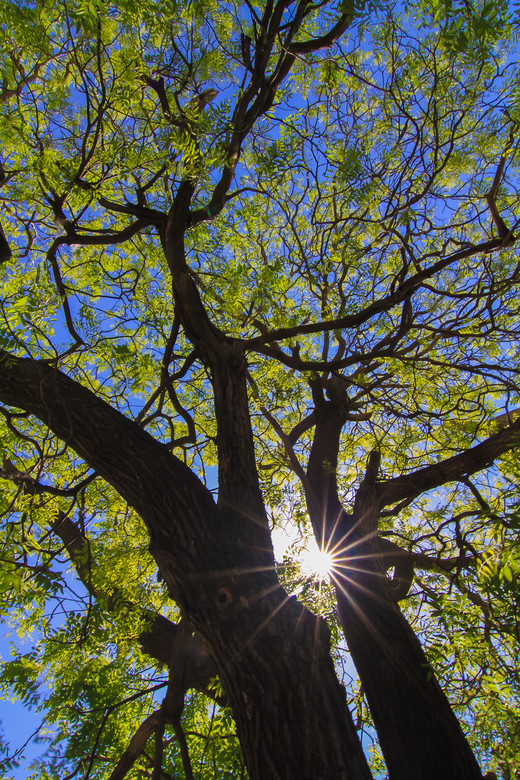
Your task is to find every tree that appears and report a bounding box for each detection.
[0,0,519,777]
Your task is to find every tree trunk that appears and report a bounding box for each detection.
[0,352,372,780]
[186,581,373,780]
[305,382,484,779]
[335,487,483,780]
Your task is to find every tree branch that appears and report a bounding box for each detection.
[108,710,162,780]
[0,351,223,586]
[378,419,520,508]
[484,123,517,246]
[186,3,354,228]
[50,511,220,697]
[0,221,12,263]
[243,237,508,364]
[98,196,166,224]
[290,9,354,54]
[0,461,95,497]
[305,375,349,538]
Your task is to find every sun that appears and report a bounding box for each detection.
[300,543,334,580]
[271,521,335,581]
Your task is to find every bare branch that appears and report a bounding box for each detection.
[0,460,95,497]
[484,124,517,246]
[98,196,166,224]
[290,10,354,54]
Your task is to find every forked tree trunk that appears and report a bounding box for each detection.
[0,353,372,780]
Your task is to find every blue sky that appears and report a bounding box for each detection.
[0,635,47,779]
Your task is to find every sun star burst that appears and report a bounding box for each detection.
[300,545,334,580]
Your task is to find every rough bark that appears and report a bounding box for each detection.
[0,351,371,780]
[198,586,373,780]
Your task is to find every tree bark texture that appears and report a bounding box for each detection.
[0,351,371,780]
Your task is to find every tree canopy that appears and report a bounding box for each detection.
[0,0,520,778]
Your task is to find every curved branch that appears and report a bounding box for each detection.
[46,240,84,346]
[0,461,95,497]
[484,122,517,246]
[0,350,219,569]
[98,196,166,224]
[108,710,162,780]
[377,538,476,601]
[61,218,150,246]
[243,237,507,362]
[290,9,354,54]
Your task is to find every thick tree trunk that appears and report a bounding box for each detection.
[185,580,373,780]
[151,499,374,780]
[0,352,372,780]
[334,486,483,780]
[336,579,482,780]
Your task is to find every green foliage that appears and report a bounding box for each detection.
[410,0,515,57]
[0,0,520,777]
